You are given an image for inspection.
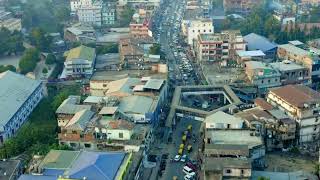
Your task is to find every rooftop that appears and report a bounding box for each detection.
[204,157,251,171]
[270,61,307,72]
[144,79,164,90]
[244,33,277,52]
[40,150,80,170]
[269,85,320,108]
[118,95,154,114]
[105,77,141,95]
[56,96,92,115]
[64,45,95,61]
[99,106,118,115]
[205,111,244,126]
[0,71,41,126]
[254,98,274,110]
[106,119,134,130]
[236,50,266,57]
[65,109,94,131]
[278,44,309,56]
[0,159,21,180]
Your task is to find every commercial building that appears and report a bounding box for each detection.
[0,71,43,144]
[181,19,214,45]
[244,61,281,92]
[194,30,246,62]
[77,1,102,26]
[102,2,116,25]
[223,0,263,14]
[243,33,278,60]
[64,23,96,43]
[267,85,320,143]
[235,50,266,64]
[62,45,96,78]
[70,0,93,12]
[129,13,152,39]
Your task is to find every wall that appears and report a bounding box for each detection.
[106,129,132,140]
[223,168,251,178]
[187,21,214,45]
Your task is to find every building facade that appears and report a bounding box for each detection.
[182,19,214,45]
[223,0,263,14]
[77,2,102,26]
[102,3,116,25]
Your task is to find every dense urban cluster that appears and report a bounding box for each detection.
[1,0,320,180]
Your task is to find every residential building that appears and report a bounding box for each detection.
[55,96,92,127]
[0,159,22,180]
[266,85,320,143]
[243,33,278,60]
[99,119,134,141]
[62,45,96,78]
[64,23,96,43]
[223,0,263,14]
[244,61,281,92]
[77,1,102,26]
[102,2,116,25]
[70,0,93,12]
[205,111,244,129]
[277,43,320,85]
[0,71,43,144]
[301,0,320,6]
[236,50,266,64]
[270,61,311,85]
[203,158,252,180]
[129,13,152,39]
[28,150,131,180]
[194,30,246,62]
[181,19,214,45]
[0,10,21,31]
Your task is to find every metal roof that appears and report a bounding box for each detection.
[99,106,118,115]
[65,109,94,131]
[236,50,265,57]
[144,79,164,90]
[56,96,92,114]
[40,150,80,170]
[118,95,154,114]
[205,111,244,125]
[0,71,41,126]
[278,44,309,56]
[244,33,277,52]
[65,45,95,61]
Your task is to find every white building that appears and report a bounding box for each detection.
[102,3,116,25]
[182,19,214,45]
[205,111,244,129]
[70,0,93,12]
[77,2,102,26]
[63,45,96,78]
[103,120,134,141]
[267,85,320,143]
[0,71,43,144]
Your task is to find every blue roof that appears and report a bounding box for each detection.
[18,175,57,180]
[244,33,278,52]
[67,151,126,180]
[42,169,64,176]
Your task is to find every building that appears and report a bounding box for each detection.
[70,0,93,12]
[28,150,131,180]
[244,61,281,92]
[55,96,92,127]
[102,2,116,25]
[99,119,134,141]
[194,30,246,62]
[277,43,320,85]
[205,111,244,129]
[0,71,43,144]
[270,61,311,85]
[77,1,102,26]
[243,33,278,60]
[236,50,266,64]
[0,10,21,31]
[129,13,152,39]
[64,23,96,43]
[0,159,22,180]
[267,85,320,143]
[181,19,214,45]
[252,170,318,180]
[62,45,96,78]
[223,0,263,14]
[301,0,320,6]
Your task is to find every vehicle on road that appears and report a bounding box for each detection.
[187,145,192,152]
[183,166,195,176]
[174,155,181,162]
[186,162,197,171]
[181,154,187,162]
[184,174,195,180]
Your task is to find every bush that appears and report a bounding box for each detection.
[45,54,56,65]
[0,65,16,73]
[19,48,40,74]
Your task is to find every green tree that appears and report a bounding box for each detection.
[42,67,48,74]
[45,53,56,65]
[19,48,40,74]
[30,28,52,52]
[120,6,134,26]
[0,28,24,55]
[149,44,161,55]
[0,65,16,73]
[96,43,119,54]
[257,177,270,180]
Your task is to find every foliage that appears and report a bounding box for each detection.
[96,43,119,54]
[45,53,56,65]
[19,48,40,74]
[42,67,48,74]
[0,28,24,55]
[257,177,270,180]
[50,85,81,111]
[30,28,53,52]
[314,163,320,177]
[149,44,161,55]
[119,6,134,26]
[0,65,16,73]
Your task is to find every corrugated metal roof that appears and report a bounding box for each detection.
[99,106,118,115]
[144,79,164,90]
[65,45,95,61]
[18,175,57,180]
[0,71,41,126]
[236,50,265,57]
[65,109,94,131]
[118,95,153,114]
[56,96,92,114]
[244,33,277,52]
[205,111,244,125]
[40,150,80,170]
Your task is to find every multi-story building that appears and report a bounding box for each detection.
[267,85,320,143]
[301,0,320,6]
[77,1,102,26]
[223,0,263,14]
[0,71,43,144]
[245,61,282,92]
[70,0,93,12]
[129,14,152,39]
[63,45,96,78]
[181,19,214,45]
[102,2,116,25]
[195,30,246,62]
[64,23,96,43]
[277,43,320,85]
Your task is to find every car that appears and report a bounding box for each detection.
[181,154,187,162]
[183,166,195,175]
[186,162,197,171]
[184,174,195,180]
[174,155,181,161]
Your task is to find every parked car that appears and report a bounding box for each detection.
[181,154,187,162]
[174,155,181,162]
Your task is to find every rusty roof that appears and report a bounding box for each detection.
[254,98,273,110]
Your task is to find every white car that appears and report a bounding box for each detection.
[174,155,181,162]
[184,174,195,180]
[180,154,187,162]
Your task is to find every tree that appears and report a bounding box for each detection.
[30,28,52,52]
[0,28,24,55]
[120,6,134,26]
[0,65,16,73]
[19,48,40,74]
[257,177,270,180]
[42,67,48,74]
[96,43,119,54]
[45,54,56,65]
[149,44,161,55]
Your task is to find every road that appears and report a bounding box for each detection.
[147,0,204,179]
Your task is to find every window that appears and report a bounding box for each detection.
[84,143,91,148]
[103,84,107,87]
[209,29,212,32]
[241,169,244,175]
[203,30,206,33]
[261,80,264,84]
[198,30,200,33]
[226,169,232,173]
[119,132,123,138]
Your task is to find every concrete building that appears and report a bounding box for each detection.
[181,19,214,45]
[77,1,102,26]
[0,159,22,180]
[70,0,93,12]
[194,30,246,62]
[236,50,266,64]
[64,23,96,43]
[277,43,320,85]
[62,45,96,78]
[267,85,320,143]
[205,111,244,129]
[100,119,134,141]
[129,13,152,39]
[243,33,278,60]
[0,10,21,31]
[270,61,311,85]
[223,0,263,14]
[102,2,116,25]
[244,61,281,92]
[0,71,43,144]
